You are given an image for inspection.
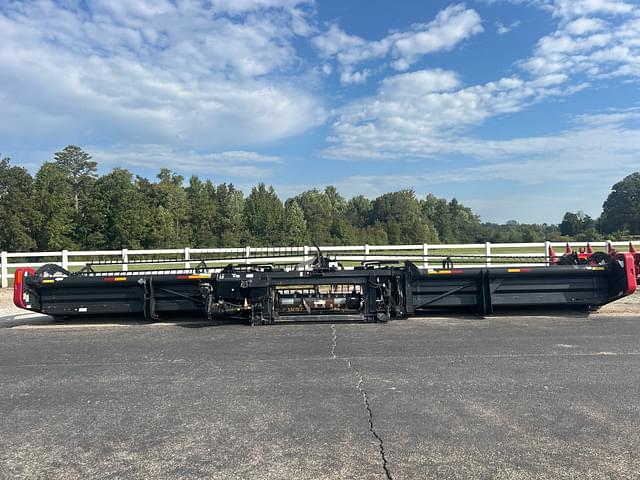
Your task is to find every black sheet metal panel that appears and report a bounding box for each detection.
[406,264,615,314]
[24,274,207,319]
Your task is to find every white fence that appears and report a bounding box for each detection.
[0,241,634,288]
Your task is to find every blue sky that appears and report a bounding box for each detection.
[1,0,639,223]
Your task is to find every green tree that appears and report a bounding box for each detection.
[372,190,438,244]
[360,222,389,245]
[53,145,97,213]
[346,195,372,229]
[33,162,76,250]
[0,157,39,251]
[148,169,190,247]
[447,198,482,243]
[324,185,347,214]
[186,176,219,247]
[282,200,308,245]
[560,212,580,236]
[291,189,337,244]
[600,173,640,234]
[560,211,596,237]
[216,183,247,246]
[329,217,359,245]
[422,194,450,242]
[80,169,150,248]
[244,183,285,245]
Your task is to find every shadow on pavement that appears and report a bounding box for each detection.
[1,306,607,330]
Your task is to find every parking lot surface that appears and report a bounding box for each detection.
[1,309,639,479]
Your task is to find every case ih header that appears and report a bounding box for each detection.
[12,244,637,325]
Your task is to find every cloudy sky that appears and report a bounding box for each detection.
[1,0,639,223]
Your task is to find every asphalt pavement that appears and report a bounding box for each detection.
[1,313,639,479]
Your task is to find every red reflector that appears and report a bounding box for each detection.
[13,268,36,309]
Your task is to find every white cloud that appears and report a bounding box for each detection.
[340,69,370,85]
[209,0,312,14]
[492,0,636,18]
[91,146,282,178]
[548,0,635,18]
[391,5,484,62]
[312,4,483,84]
[336,109,640,183]
[521,3,640,80]
[565,17,606,35]
[323,68,584,160]
[328,110,640,222]
[324,0,640,161]
[379,69,462,96]
[496,20,521,34]
[0,0,325,154]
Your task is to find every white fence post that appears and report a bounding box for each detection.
[61,249,69,270]
[364,244,370,262]
[544,241,551,266]
[485,242,491,267]
[303,245,310,271]
[184,247,191,270]
[423,243,429,269]
[1,251,7,288]
[245,246,251,265]
[122,248,129,272]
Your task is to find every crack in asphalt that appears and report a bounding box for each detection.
[331,324,393,480]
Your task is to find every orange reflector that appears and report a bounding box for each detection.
[427,269,464,275]
[42,279,55,284]
[104,277,127,282]
[176,275,210,280]
[507,268,531,273]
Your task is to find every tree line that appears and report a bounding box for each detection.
[0,146,637,252]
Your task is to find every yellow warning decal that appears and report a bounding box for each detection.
[42,279,55,284]
[427,269,464,275]
[507,268,521,273]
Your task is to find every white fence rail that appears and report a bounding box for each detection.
[0,241,633,288]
